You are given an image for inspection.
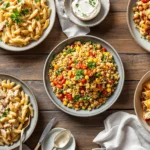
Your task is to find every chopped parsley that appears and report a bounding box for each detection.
[11,9,24,24]
[102,54,107,61]
[66,47,75,54]
[93,44,97,50]
[95,72,101,77]
[74,60,78,65]
[87,62,96,69]
[35,17,40,21]
[5,21,9,26]
[17,0,21,2]
[74,95,81,101]
[89,0,96,7]
[75,69,84,80]
[49,63,53,69]
[0,108,10,119]
[112,58,115,64]
[20,8,29,16]
[76,4,79,7]
[80,40,85,44]
[83,95,90,101]
[35,0,40,3]
[56,68,63,75]
[3,2,10,8]
[82,13,87,17]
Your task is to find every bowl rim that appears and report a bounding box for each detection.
[127,0,150,52]
[64,0,110,27]
[0,73,38,150]
[0,0,56,52]
[43,35,125,117]
[134,70,150,132]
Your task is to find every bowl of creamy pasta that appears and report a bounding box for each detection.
[0,0,56,51]
[43,35,125,117]
[127,0,150,52]
[0,74,38,149]
[134,70,150,132]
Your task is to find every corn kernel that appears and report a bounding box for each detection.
[96,78,100,83]
[66,80,70,85]
[85,75,89,80]
[84,70,87,75]
[68,71,71,76]
[93,58,98,62]
[107,88,111,93]
[79,82,83,86]
[76,46,80,51]
[63,101,68,106]
[88,57,93,62]
[82,106,86,110]
[86,52,89,56]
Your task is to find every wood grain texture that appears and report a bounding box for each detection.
[25,110,134,150]
[0,54,149,80]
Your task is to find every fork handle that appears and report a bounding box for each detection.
[34,143,41,150]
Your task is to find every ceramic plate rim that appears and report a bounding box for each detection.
[43,35,125,117]
[0,73,38,150]
[41,127,76,150]
[0,0,56,52]
[134,70,150,132]
[64,0,110,27]
[127,0,150,52]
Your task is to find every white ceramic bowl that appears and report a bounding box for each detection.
[64,0,110,27]
[0,74,38,150]
[134,71,150,132]
[127,0,150,52]
[0,0,56,52]
[43,35,125,117]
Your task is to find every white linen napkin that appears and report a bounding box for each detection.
[93,111,150,150]
[55,0,90,37]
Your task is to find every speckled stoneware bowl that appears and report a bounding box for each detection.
[43,35,125,117]
[0,0,56,52]
[134,71,150,132]
[64,0,110,27]
[127,0,150,52]
[0,74,38,150]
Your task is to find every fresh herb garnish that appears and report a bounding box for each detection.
[112,58,115,64]
[95,72,101,77]
[20,8,29,16]
[56,68,63,75]
[35,0,40,3]
[0,0,2,3]
[66,47,75,54]
[17,0,21,2]
[102,54,107,62]
[93,44,97,50]
[3,2,10,8]
[87,62,96,69]
[82,13,87,17]
[35,17,40,21]
[0,108,10,119]
[75,69,84,80]
[5,21,9,26]
[76,4,79,7]
[89,0,96,7]
[74,60,78,65]
[83,95,90,101]
[11,9,24,24]
[50,63,53,69]
[74,95,81,101]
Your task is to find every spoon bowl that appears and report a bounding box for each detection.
[52,130,71,149]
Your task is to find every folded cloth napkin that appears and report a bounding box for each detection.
[55,0,90,37]
[93,111,150,150]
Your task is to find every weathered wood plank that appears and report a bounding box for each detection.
[25,110,134,150]
[0,54,149,80]
[0,13,148,54]
[24,81,137,111]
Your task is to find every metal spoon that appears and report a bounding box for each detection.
[51,130,71,150]
[20,117,31,150]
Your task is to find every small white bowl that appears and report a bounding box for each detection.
[134,70,150,132]
[64,0,110,27]
[71,0,101,21]
[0,0,56,52]
[41,128,76,150]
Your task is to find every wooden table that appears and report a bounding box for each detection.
[0,0,150,149]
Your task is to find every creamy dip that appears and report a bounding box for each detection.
[71,0,101,21]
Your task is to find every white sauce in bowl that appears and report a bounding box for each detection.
[71,0,101,21]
